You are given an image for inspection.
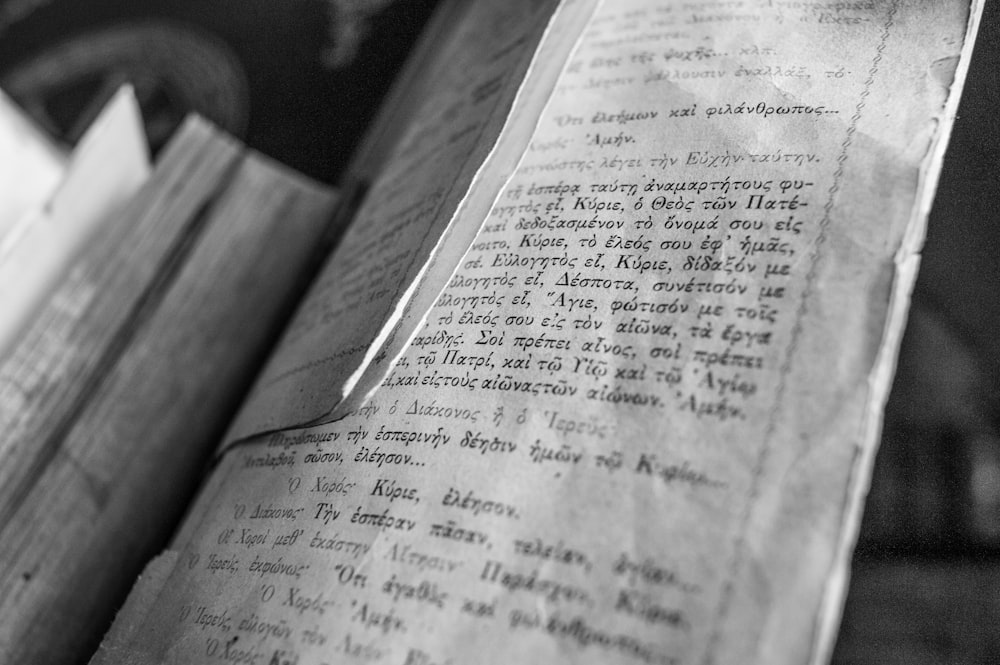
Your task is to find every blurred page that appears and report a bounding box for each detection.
[0,85,150,359]
[0,89,65,254]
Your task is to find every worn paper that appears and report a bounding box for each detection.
[101,1,979,664]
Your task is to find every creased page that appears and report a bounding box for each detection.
[102,2,977,664]
[226,0,597,440]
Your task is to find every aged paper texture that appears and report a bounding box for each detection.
[101,1,979,664]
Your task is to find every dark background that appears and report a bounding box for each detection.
[0,0,439,182]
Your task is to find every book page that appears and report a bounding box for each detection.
[0,120,337,664]
[226,0,597,439]
[100,1,979,664]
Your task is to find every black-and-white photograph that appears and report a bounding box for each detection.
[0,1,997,664]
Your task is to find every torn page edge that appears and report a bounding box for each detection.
[215,0,603,457]
[808,2,984,663]
[318,0,603,425]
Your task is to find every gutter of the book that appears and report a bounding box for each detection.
[95,1,981,664]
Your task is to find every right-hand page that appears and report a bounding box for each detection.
[496,2,979,663]
[368,0,980,661]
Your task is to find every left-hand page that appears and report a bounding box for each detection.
[0,116,337,664]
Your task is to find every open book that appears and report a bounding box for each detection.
[0,0,984,663]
